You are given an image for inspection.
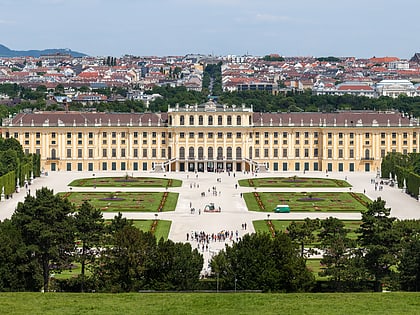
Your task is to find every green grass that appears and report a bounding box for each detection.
[239,176,351,188]
[59,191,178,212]
[244,191,370,212]
[69,176,182,187]
[0,292,419,315]
[253,220,362,240]
[131,219,172,241]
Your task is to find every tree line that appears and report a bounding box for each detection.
[1,188,419,293]
[3,83,420,118]
[212,198,420,292]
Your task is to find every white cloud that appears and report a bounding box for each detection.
[255,13,291,22]
[0,18,13,24]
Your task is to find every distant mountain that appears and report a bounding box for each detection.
[0,44,88,58]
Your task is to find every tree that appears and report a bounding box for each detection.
[145,239,203,290]
[398,237,420,291]
[74,201,105,292]
[287,218,320,258]
[93,225,156,292]
[318,217,357,291]
[12,187,75,292]
[358,197,399,292]
[210,232,314,292]
[0,219,42,291]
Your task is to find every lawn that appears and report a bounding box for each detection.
[69,176,182,188]
[244,191,370,212]
[238,176,351,188]
[0,292,419,315]
[253,220,362,240]
[60,191,178,212]
[132,219,172,241]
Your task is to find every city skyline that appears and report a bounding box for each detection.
[0,0,419,58]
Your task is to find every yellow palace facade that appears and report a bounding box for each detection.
[1,101,419,174]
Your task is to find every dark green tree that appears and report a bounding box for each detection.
[287,218,320,258]
[358,197,399,292]
[145,239,203,290]
[74,201,105,292]
[318,217,357,291]
[398,237,420,291]
[12,187,75,292]
[93,225,156,292]
[0,219,42,291]
[211,232,314,292]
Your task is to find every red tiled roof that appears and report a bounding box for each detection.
[253,111,413,127]
[10,112,168,127]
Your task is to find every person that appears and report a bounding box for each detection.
[186,233,189,241]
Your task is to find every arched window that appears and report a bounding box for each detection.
[249,146,253,159]
[189,115,194,125]
[198,115,203,126]
[51,148,56,159]
[236,147,242,159]
[236,115,241,125]
[249,116,252,125]
[168,146,172,159]
[179,147,185,159]
[208,116,213,125]
[180,115,185,126]
[227,147,232,159]
[198,147,204,159]
[365,149,370,159]
[169,115,173,126]
[227,115,232,125]
[218,115,223,126]
[208,147,214,159]
[217,147,223,160]
[189,146,195,159]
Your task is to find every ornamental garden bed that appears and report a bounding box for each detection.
[244,191,370,212]
[59,191,178,212]
[69,176,182,188]
[239,177,351,188]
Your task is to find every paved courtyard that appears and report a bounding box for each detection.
[1,170,420,271]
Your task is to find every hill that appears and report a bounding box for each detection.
[0,44,88,58]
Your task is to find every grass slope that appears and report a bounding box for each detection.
[0,292,419,315]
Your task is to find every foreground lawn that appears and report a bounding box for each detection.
[239,176,350,188]
[60,191,178,212]
[244,191,370,212]
[0,292,419,315]
[69,176,182,187]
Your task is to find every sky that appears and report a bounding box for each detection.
[1,0,420,59]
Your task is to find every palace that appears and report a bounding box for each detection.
[1,101,419,174]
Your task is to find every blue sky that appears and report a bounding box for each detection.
[1,0,419,58]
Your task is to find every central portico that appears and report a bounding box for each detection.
[167,101,256,172]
